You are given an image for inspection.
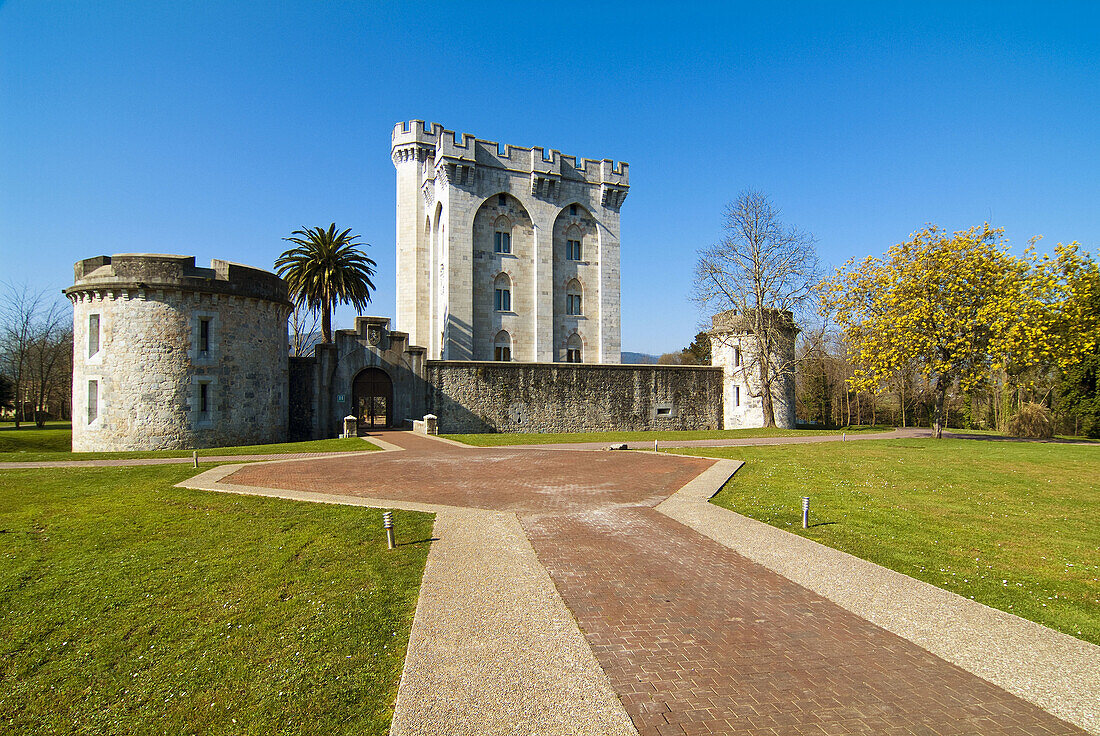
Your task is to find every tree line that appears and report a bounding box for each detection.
[0,283,73,426]
[688,191,1100,438]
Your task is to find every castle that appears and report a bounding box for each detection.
[66,122,796,452]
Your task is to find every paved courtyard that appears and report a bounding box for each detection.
[223,432,1088,736]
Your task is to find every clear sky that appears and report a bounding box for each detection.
[2,1,1098,354]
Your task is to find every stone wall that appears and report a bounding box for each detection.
[424,361,723,434]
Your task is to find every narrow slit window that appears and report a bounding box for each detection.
[498,193,507,207]
[88,314,100,357]
[87,380,98,424]
[734,346,741,366]
[570,204,577,216]
[199,383,210,417]
[199,318,211,356]
[734,385,740,406]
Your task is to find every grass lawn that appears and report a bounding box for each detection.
[672,439,1100,644]
[0,465,434,734]
[445,425,893,446]
[0,424,377,462]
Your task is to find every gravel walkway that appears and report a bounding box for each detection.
[178,459,638,736]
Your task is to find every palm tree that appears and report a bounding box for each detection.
[275,223,377,343]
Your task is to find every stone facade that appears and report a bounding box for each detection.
[710,310,798,429]
[66,127,803,451]
[290,317,429,440]
[423,362,723,435]
[391,121,627,364]
[65,254,291,451]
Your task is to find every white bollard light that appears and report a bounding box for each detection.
[383,511,396,550]
[802,496,810,529]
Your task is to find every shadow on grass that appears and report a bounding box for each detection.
[399,537,440,547]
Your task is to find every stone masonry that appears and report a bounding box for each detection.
[391,121,627,363]
[65,254,291,451]
[424,361,723,434]
[710,309,798,429]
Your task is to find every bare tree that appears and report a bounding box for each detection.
[0,282,73,427]
[694,190,819,426]
[288,300,320,357]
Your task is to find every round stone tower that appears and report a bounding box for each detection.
[709,309,799,429]
[65,254,292,452]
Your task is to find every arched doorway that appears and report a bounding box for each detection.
[352,367,392,432]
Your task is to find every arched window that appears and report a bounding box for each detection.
[566,333,582,363]
[494,273,512,312]
[565,279,582,316]
[565,225,582,261]
[494,215,512,254]
[494,330,512,361]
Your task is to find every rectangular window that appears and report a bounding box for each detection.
[494,346,511,361]
[87,380,99,424]
[494,231,511,254]
[570,204,577,216]
[734,385,740,406]
[734,346,741,366]
[656,406,672,416]
[498,193,507,207]
[199,318,211,356]
[495,288,511,312]
[566,348,581,363]
[566,294,581,315]
[567,240,581,260]
[199,382,210,417]
[87,314,100,357]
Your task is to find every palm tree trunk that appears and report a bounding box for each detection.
[321,308,332,344]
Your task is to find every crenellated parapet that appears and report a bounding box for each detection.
[391,120,629,206]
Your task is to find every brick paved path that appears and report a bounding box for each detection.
[227,432,1085,736]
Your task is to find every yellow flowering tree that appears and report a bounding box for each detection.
[825,224,1026,438]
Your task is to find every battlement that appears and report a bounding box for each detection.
[65,254,290,305]
[391,120,628,186]
[711,309,799,334]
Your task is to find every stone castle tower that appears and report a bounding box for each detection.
[710,310,799,429]
[65,255,291,451]
[391,121,628,363]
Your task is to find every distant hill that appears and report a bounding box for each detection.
[621,351,658,364]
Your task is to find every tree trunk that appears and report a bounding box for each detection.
[932,380,947,439]
[321,308,332,344]
[759,359,776,427]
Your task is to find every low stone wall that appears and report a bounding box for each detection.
[425,361,723,434]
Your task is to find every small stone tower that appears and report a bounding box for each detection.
[710,309,799,429]
[65,254,291,451]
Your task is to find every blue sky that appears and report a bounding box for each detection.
[2,1,1098,354]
